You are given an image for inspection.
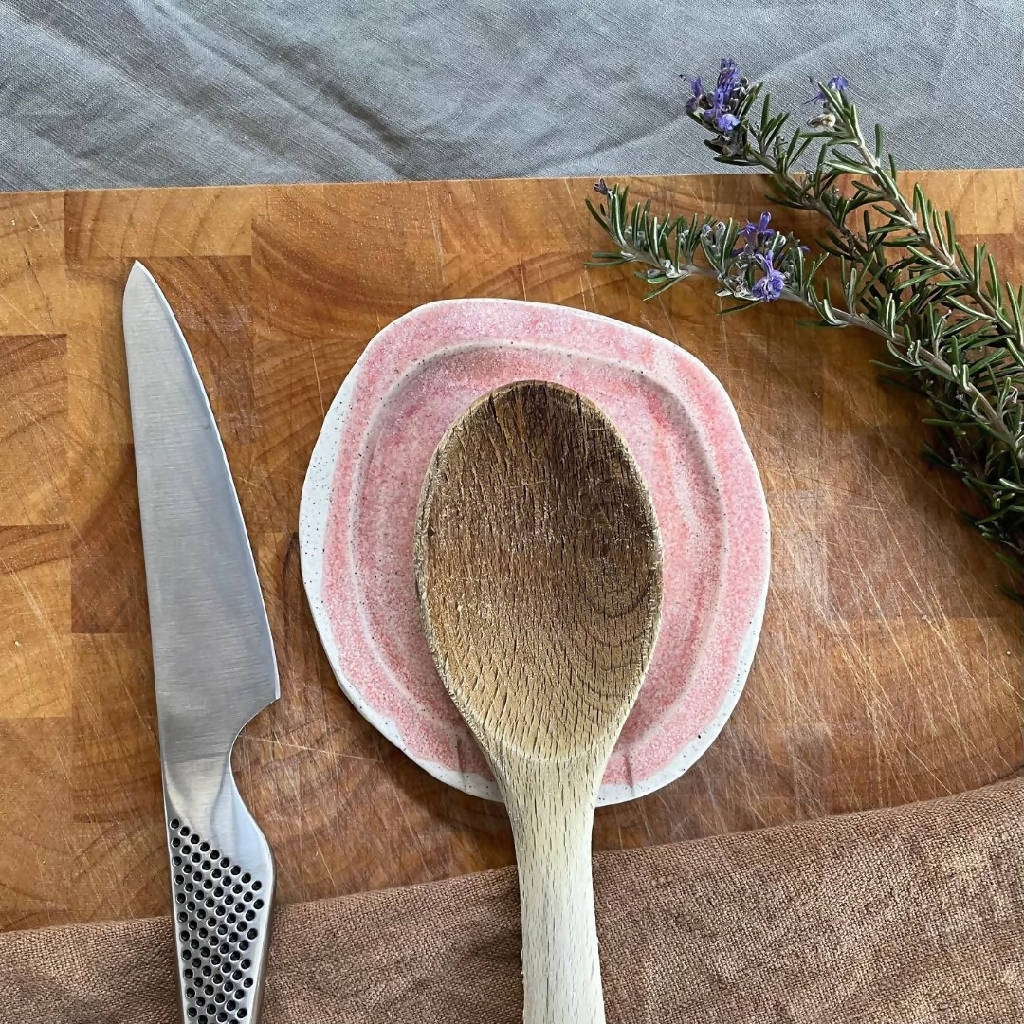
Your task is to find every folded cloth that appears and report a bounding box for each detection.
[1,780,1020,1023]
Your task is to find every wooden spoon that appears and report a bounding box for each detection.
[414,380,663,1024]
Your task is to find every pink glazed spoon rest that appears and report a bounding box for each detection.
[299,298,770,804]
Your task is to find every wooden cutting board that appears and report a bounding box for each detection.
[1,171,1021,931]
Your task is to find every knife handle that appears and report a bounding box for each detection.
[164,775,274,1024]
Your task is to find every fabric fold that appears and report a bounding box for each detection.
[1,779,1020,1023]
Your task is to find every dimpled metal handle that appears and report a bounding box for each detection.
[164,759,274,1024]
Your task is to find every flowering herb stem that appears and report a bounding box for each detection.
[585,63,1024,599]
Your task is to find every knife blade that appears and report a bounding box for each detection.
[123,262,279,1024]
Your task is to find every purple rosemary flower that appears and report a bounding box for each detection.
[685,59,746,136]
[685,76,704,114]
[738,211,776,249]
[716,58,742,97]
[809,75,850,105]
[751,250,786,301]
[703,58,745,132]
[708,106,739,132]
[593,178,610,196]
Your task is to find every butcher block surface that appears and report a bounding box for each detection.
[0,170,1021,931]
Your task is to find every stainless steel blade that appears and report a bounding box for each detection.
[123,261,278,1024]
[123,262,279,758]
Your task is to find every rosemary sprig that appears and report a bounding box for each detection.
[586,62,1024,599]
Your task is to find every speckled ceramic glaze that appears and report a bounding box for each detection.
[300,299,770,805]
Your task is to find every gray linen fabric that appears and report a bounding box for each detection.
[0,1,1022,191]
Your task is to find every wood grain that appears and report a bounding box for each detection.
[415,381,663,1024]
[0,171,1021,930]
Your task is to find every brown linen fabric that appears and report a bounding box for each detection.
[1,779,1021,1024]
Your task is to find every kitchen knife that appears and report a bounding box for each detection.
[123,262,279,1024]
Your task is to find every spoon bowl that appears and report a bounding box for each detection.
[415,379,663,1024]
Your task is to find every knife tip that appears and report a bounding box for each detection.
[123,262,161,322]
[126,260,154,288]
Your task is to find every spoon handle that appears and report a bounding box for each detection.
[503,764,606,1024]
